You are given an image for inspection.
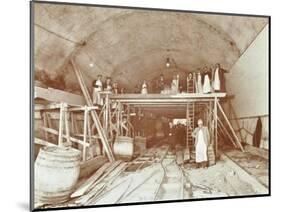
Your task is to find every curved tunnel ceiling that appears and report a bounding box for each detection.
[34,3,268,92]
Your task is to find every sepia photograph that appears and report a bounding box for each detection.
[31,1,270,210]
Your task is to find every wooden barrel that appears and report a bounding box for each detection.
[113,136,134,161]
[34,146,81,204]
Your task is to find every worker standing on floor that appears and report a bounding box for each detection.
[168,121,176,151]
[192,119,210,168]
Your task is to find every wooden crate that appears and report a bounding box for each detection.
[134,136,147,156]
[208,146,216,166]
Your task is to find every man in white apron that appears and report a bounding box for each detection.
[186,73,193,93]
[213,63,229,92]
[171,74,179,94]
[213,64,221,92]
[192,119,210,168]
[141,80,148,94]
[197,72,203,94]
[92,75,103,105]
[203,66,211,94]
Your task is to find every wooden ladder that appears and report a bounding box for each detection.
[187,103,195,150]
[186,75,196,159]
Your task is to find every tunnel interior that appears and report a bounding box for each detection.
[32,2,269,209]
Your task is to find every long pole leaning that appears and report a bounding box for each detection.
[217,101,244,152]
[70,59,115,162]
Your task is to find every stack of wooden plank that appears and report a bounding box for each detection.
[79,156,108,179]
[119,164,164,203]
[92,145,187,204]
[94,163,164,205]
[70,160,127,205]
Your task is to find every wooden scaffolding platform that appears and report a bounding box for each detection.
[103,92,244,159]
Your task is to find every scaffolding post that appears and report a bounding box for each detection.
[214,97,218,156]
[64,104,70,145]
[104,94,109,136]
[186,103,189,148]
[82,106,89,162]
[58,103,65,147]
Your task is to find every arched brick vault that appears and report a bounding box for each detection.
[34,3,268,93]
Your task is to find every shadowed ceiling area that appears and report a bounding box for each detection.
[34,3,268,93]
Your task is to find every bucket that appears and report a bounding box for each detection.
[113,136,134,161]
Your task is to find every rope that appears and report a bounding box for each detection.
[35,23,84,46]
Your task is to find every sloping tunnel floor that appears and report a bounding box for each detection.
[223,148,269,187]
[36,141,269,209]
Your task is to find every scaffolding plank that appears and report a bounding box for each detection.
[34,86,85,105]
[41,127,90,147]
[108,93,226,99]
